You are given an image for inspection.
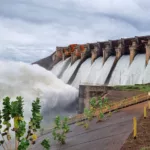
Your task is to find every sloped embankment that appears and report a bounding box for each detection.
[32,102,147,150]
[121,107,150,150]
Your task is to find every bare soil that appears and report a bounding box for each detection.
[121,108,150,150]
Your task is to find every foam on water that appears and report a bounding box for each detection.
[61,59,80,83]
[71,58,91,88]
[0,60,78,126]
[95,56,115,85]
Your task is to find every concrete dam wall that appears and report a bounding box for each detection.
[33,35,150,88]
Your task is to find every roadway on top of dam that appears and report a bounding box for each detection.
[31,102,147,150]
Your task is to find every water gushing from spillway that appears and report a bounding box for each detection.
[122,54,145,85]
[0,60,78,127]
[61,59,80,83]
[71,58,91,88]
[51,57,70,77]
[85,57,103,84]
[95,56,115,85]
[109,54,146,85]
[50,54,150,88]
[109,55,130,85]
[138,59,150,84]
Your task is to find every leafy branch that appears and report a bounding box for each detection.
[52,116,69,145]
[0,96,48,150]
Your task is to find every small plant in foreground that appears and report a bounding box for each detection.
[0,96,48,150]
[89,97,97,108]
[84,108,94,121]
[41,138,51,150]
[83,122,89,129]
[52,116,70,145]
[77,97,110,130]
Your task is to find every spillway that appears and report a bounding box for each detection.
[50,55,147,88]
[61,59,80,83]
[95,56,116,85]
[51,57,70,77]
[71,58,91,88]
[33,35,150,88]
[139,60,150,84]
[122,54,145,85]
[84,57,103,85]
[109,55,130,85]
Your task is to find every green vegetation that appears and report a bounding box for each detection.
[140,147,150,150]
[114,84,150,92]
[0,96,50,150]
[41,139,51,150]
[77,96,110,129]
[52,116,70,145]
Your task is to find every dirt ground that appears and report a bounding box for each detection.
[121,107,150,150]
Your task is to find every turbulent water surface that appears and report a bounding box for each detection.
[0,60,78,127]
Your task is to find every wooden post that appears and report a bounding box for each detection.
[144,106,147,119]
[133,117,137,139]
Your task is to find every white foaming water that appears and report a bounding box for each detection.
[122,54,146,85]
[95,56,115,85]
[0,60,78,127]
[51,58,70,77]
[108,55,130,86]
[85,57,103,84]
[61,59,80,83]
[138,59,150,84]
[71,58,91,88]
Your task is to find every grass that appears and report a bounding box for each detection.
[140,147,150,150]
[113,84,150,92]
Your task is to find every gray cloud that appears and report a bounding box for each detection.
[0,0,150,62]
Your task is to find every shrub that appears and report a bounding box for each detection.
[0,96,49,150]
[52,116,70,145]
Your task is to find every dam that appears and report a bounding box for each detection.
[33,35,150,88]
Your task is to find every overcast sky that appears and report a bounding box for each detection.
[1,0,150,62]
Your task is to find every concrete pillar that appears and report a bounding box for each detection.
[62,53,65,61]
[71,52,76,65]
[81,45,87,60]
[91,46,99,64]
[115,42,124,59]
[71,47,80,65]
[145,39,150,65]
[129,40,138,65]
[103,43,112,65]
[54,48,63,63]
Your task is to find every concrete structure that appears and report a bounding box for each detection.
[145,39,150,65]
[78,85,143,113]
[33,35,150,84]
